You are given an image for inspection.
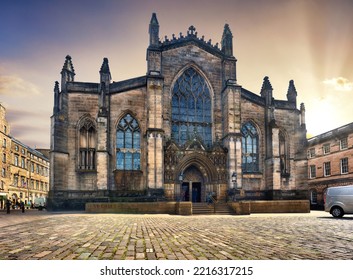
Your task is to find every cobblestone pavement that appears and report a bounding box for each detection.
[0,210,352,260]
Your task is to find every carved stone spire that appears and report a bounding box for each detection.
[287,80,297,106]
[260,76,273,105]
[221,24,233,57]
[149,13,159,47]
[261,76,273,91]
[100,57,111,85]
[60,55,75,91]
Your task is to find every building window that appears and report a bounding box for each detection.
[21,157,25,169]
[341,157,349,174]
[241,122,259,173]
[309,165,316,178]
[324,162,331,177]
[340,138,348,150]
[323,144,330,154]
[310,189,318,204]
[78,120,96,170]
[3,138,6,148]
[13,174,18,186]
[15,145,19,152]
[4,126,7,134]
[171,67,212,147]
[307,148,315,158]
[1,168,5,177]
[14,155,19,166]
[116,113,141,170]
[21,176,25,188]
[2,153,6,163]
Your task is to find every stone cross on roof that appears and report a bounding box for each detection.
[188,25,196,36]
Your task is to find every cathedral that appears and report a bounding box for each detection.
[49,13,308,210]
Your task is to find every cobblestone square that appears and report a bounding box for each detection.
[0,210,352,260]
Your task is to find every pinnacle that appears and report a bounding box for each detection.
[261,76,273,91]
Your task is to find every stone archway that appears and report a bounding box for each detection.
[181,165,204,202]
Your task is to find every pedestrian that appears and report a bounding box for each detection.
[6,199,11,214]
[20,200,25,213]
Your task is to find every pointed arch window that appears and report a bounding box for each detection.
[279,132,290,176]
[79,121,96,170]
[241,122,259,173]
[171,67,212,147]
[116,113,141,170]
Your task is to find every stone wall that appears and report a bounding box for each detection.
[247,200,310,213]
[86,201,179,214]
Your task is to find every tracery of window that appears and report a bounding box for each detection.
[116,113,141,170]
[279,132,289,176]
[171,67,212,147]
[241,122,259,173]
[78,121,96,170]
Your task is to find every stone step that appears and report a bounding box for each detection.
[192,203,234,215]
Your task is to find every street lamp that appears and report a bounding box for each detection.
[231,172,237,201]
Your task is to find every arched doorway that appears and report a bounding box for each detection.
[181,165,204,203]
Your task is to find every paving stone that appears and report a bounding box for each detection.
[1,211,353,260]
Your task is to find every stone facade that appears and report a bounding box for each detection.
[0,103,50,209]
[49,13,308,210]
[307,122,353,209]
[0,104,11,209]
[9,139,50,207]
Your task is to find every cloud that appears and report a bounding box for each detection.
[323,77,353,91]
[5,108,49,122]
[0,75,41,96]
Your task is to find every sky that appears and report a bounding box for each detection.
[1,0,353,148]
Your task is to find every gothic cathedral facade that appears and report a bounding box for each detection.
[49,13,308,210]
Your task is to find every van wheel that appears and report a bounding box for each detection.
[331,207,344,218]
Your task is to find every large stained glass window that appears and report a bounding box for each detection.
[171,67,212,147]
[116,113,141,170]
[241,122,259,172]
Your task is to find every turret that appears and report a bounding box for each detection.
[149,13,159,47]
[60,55,75,91]
[287,80,297,107]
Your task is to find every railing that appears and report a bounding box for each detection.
[208,195,218,213]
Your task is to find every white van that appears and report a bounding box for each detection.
[324,186,353,217]
[33,197,46,210]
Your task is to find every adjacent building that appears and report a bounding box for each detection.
[307,122,353,209]
[0,103,50,209]
[0,104,11,209]
[49,13,308,210]
[10,138,50,207]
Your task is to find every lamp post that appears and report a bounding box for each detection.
[178,172,183,201]
[231,172,237,202]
